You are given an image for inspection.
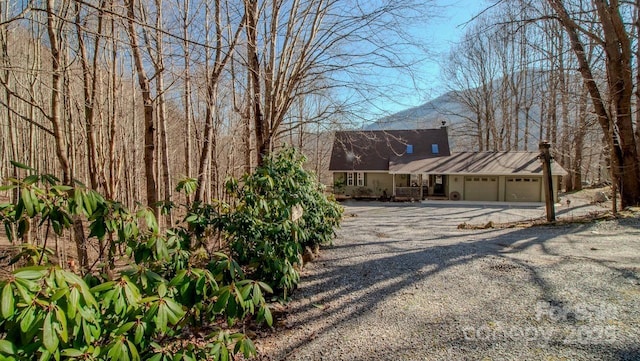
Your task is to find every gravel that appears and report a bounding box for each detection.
[254,199,640,361]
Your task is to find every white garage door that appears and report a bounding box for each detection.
[464,176,498,201]
[505,177,541,202]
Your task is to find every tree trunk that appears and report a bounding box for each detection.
[126,0,158,216]
[181,0,193,202]
[74,1,103,191]
[47,0,89,269]
[246,0,266,166]
[154,0,172,225]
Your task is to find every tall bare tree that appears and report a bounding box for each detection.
[546,0,640,207]
[125,0,159,214]
[194,0,245,203]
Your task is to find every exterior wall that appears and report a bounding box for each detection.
[498,176,506,201]
[394,174,411,187]
[332,172,392,198]
[448,175,464,199]
[366,172,394,196]
[333,171,563,202]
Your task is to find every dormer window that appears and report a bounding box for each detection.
[432,144,439,154]
[406,144,413,154]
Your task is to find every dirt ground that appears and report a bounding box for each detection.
[2,188,640,360]
[254,190,640,360]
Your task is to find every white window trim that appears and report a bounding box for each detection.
[356,172,365,186]
[346,172,354,186]
[346,172,365,186]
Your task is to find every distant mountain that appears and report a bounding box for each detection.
[364,75,546,151]
[364,91,469,131]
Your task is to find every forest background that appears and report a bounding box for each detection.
[2,0,640,214]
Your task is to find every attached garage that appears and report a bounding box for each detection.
[390,151,568,203]
[505,177,542,202]
[464,176,498,201]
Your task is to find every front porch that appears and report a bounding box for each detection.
[391,173,448,201]
[331,171,449,201]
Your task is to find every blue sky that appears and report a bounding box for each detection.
[394,0,488,110]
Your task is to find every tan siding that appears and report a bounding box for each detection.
[335,172,393,198]
[448,175,464,199]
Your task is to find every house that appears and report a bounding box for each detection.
[329,128,567,202]
[389,151,567,202]
[329,128,451,200]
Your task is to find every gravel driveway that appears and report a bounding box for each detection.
[256,201,640,360]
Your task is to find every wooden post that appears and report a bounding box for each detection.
[392,174,396,197]
[539,141,556,222]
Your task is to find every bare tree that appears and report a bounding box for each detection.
[244,0,436,165]
[125,0,159,215]
[546,0,640,207]
[193,0,245,203]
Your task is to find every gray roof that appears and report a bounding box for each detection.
[389,151,568,176]
[329,128,450,171]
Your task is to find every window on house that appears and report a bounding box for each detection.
[346,172,366,186]
[432,144,439,154]
[410,174,420,187]
[346,172,354,186]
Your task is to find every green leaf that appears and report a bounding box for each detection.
[168,270,187,287]
[163,298,184,324]
[0,340,16,355]
[220,345,229,361]
[42,312,58,353]
[41,174,60,185]
[4,222,13,243]
[107,340,123,360]
[55,305,68,343]
[14,201,24,222]
[157,283,167,298]
[23,175,40,185]
[134,322,145,344]
[155,304,167,332]
[20,188,35,218]
[115,322,135,336]
[127,340,140,361]
[90,281,116,293]
[67,288,79,319]
[212,290,230,314]
[65,272,98,308]
[38,349,52,361]
[1,283,15,318]
[143,209,158,233]
[19,306,36,333]
[263,306,273,326]
[257,282,273,294]
[240,337,256,358]
[51,185,73,193]
[88,219,106,240]
[14,268,46,280]
[51,288,68,302]
[60,349,84,357]
[147,354,163,361]
[82,193,93,215]
[10,161,35,171]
